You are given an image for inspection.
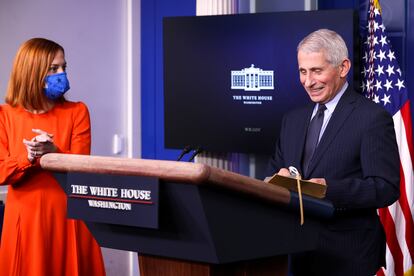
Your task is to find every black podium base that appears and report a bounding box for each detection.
[138,254,288,276]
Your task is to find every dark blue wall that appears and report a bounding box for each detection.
[141,0,196,160]
[408,0,414,120]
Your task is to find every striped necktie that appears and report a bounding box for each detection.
[302,104,327,176]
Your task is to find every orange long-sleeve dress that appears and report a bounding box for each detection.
[0,101,106,276]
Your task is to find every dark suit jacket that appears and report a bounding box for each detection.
[269,87,400,276]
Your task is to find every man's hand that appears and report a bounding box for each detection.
[277,168,291,177]
[308,178,327,185]
[264,168,291,182]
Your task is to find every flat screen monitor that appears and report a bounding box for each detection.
[163,10,358,153]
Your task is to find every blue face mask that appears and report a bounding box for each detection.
[44,72,70,100]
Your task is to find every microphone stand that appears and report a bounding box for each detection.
[177,145,192,161]
[188,147,203,162]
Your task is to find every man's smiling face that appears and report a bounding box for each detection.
[298,50,349,104]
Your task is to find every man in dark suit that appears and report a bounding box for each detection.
[268,29,400,276]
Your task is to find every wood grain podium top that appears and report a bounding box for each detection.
[40,153,290,205]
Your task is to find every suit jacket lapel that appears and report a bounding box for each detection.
[306,88,358,176]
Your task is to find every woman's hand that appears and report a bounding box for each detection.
[23,129,57,163]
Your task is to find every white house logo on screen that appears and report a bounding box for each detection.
[231,64,274,91]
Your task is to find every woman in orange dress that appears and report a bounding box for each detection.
[0,38,106,275]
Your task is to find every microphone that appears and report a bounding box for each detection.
[177,145,192,161]
[188,147,203,162]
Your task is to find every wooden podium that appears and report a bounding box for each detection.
[40,153,333,276]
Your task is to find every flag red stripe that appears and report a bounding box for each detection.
[379,208,404,276]
[401,101,414,165]
[397,163,414,261]
[399,100,414,268]
[376,267,385,276]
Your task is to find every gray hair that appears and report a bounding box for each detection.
[297,29,349,66]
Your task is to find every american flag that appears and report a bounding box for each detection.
[361,0,414,275]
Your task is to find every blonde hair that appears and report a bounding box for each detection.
[5,38,65,110]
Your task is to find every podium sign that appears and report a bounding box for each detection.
[66,172,159,229]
